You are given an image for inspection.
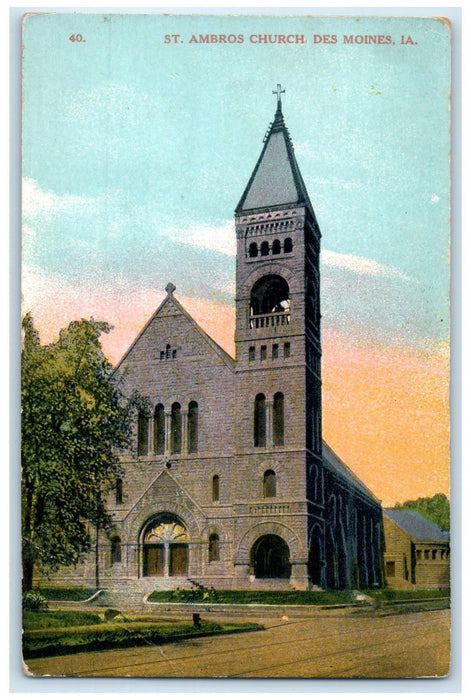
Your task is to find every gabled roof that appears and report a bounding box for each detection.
[236,99,314,216]
[114,285,235,373]
[322,441,381,506]
[384,509,449,543]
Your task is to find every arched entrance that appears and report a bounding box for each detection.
[142,514,189,577]
[250,534,291,579]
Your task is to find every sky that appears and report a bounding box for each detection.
[21,12,450,506]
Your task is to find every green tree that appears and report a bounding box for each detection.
[21,314,131,591]
[393,493,450,532]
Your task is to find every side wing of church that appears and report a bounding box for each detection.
[44,92,384,592]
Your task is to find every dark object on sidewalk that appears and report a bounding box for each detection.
[193,613,202,628]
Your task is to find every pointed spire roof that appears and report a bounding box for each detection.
[236,86,313,215]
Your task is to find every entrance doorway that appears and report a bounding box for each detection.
[250,534,291,578]
[142,514,189,577]
[144,544,165,576]
[169,543,188,575]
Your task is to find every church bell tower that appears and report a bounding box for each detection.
[234,86,322,480]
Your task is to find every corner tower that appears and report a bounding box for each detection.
[234,87,322,473]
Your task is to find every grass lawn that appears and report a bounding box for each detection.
[148,589,355,605]
[147,588,450,605]
[34,587,98,601]
[22,610,263,659]
[364,588,450,602]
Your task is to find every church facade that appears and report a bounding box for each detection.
[51,94,384,591]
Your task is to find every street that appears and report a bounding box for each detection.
[24,608,450,679]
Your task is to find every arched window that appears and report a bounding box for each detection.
[137,412,149,456]
[154,404,165,455]
[248,242,258,258]
[115,478,123,505]
[284,237,293,253]
[254,394,266,447]
[111,536,121,565]
[263,470,276,498]
[171,402,182,454]
[212,475,220,502]
[209,533,220,562]
[273,392,284,446]
[260,241,269,256]
[272,239,281,255]
[188,401,198,453]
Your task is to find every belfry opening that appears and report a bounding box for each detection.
[249,275,290,329]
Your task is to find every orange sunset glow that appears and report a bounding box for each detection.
[23,269,449,508]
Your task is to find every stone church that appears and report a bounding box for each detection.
[57,92,384,591]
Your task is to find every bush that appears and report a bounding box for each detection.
[169,583,218,603]
[22,590,48,612]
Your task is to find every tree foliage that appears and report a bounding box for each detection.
[21,314,131,590]
[393,493,450,532]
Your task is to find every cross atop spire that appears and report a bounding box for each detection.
[272,83,285,108]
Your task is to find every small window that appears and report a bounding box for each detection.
[209,533,220,562]
[111,537,121,565]
[273,392,284,447]
[249,346,255,362]
[284,237,293,254]
[188,401,198,453]
[284,342,291,358]
[166,344,171,359]
[212,475,220,502]
[432,550,437,560]
[254,394,266,447]
[115,478,123,505]
[263,469,276,498]
[416,550,422,560]
[424,550,430,560]
[249,242,258,258]
[260,345,267,361]
[261,241,269,256]
[272,239,281,255]
[160,351,165,360]
[172,349,177,359]
[137,412,149,456]
[386,561,395,577]
[154,404,165,455]
[171,403,182,454]
[272,344,279,359]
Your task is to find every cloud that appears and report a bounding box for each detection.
[170,221,235,257]
[322,249,413,282]
[22,178,100,219]
[22,178,446,350]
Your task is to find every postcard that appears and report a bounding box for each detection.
[21,12,451,679]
